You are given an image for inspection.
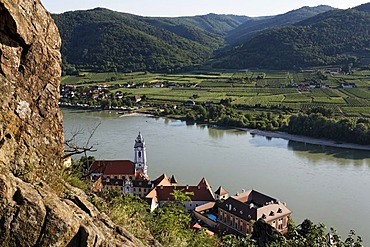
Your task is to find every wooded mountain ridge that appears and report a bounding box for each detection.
[52,3,370,73]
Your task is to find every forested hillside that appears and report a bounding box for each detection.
[53,4,370,73]
[214,6,370,69]
[53,8,250,74]
[145,13,249,49]
[53,8,219,73]
[226,5,334,44]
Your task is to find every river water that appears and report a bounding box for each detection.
[62,109,370,243]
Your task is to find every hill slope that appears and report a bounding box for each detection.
[53,9,251,73]
[226,5,334,44]
[53,8,219,73]
[143,14,249,49]
[214,6,370,70]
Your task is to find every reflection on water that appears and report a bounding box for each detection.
[265,136,273,141]
[208,127,225,139]
[288,141,370,164]
[198,124,206,130]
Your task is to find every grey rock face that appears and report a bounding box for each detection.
[0,1,149,246]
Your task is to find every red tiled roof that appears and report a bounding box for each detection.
[156,185,215,202]
[145,177,215,204]
[256,203,292,222]
[152,174,170,184]
[135,169,149,181]
[192,223,215,236]
[195,202,216,212]
[90,160,135,176]
[233,190,277,206]
[145,187,158,204]
[214,186,229,196]
[170,175,178,184]
[197,177,211,188]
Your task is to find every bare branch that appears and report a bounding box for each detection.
[63,122,101,158]
[86,122,101,148]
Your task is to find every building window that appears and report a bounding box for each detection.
[139,188,141,192]
[138,151,141,158]
[114,176,118,179]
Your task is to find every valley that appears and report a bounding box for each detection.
[61,69,370,118]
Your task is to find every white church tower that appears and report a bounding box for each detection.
[134,132,148,177]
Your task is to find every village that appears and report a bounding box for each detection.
[87,133,292,237]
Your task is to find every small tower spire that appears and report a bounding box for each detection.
[134,132,147,177]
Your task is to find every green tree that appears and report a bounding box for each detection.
[171,189,194,205]
[76,156,95,172]
[100,99,111,109]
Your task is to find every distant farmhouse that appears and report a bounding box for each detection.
[88,133,292,236]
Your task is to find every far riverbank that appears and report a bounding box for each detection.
[239,128,370,151]
[60,106,370,151]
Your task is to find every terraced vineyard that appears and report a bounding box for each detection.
[61,69,370,117]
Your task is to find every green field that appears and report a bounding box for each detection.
[61,70,370,117]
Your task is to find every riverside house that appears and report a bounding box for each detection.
[217,190,292,236]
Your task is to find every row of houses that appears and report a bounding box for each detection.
[60,80,180,99]
[61,84,138,101]
[88,133,292,237]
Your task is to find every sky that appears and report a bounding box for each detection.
[42,0,369,17]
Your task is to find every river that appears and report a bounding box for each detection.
[62,109,370,244]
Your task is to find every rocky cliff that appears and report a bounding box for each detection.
[0,1,147,246]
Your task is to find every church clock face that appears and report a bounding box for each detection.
[138,147,142,151]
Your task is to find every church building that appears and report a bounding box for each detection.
[89,132,150,196]
[89,133,217,212]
